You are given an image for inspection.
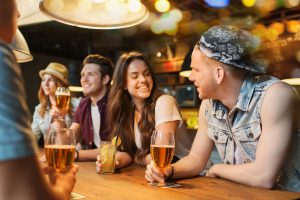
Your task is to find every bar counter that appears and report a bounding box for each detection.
[73,162,300,200]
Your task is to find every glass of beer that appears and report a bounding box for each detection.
[55,87,70,120]
[45,128,76,170]
[150,130,176,187]
[99,141,116,174]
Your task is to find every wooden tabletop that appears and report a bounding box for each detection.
[73,162,300,200]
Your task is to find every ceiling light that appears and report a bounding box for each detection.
[179,70,191,78]
[8,29,33,63]
[155,0,171,13]
[69,86,83,92]
[282,78,300,86]
[39,0,149,29]
[179,48,193,78]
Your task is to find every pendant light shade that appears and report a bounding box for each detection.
[179,48,193,78]
[39,0,149,29]
[9,29,33,63]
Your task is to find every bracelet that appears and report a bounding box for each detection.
[166,164,174,181]
[75,149,79,162]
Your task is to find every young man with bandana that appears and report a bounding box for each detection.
[145,25,300,191]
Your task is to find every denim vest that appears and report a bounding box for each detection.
[205,74,300,191]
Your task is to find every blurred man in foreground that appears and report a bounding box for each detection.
[0,0,78,199]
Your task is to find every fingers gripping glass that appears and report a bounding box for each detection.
[150,130,179,188]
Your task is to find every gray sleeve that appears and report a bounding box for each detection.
[0,44,37,161]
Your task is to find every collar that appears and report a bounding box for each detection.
[87,91,109,107]
[234,73,255,112]
[211,73,255,119]
[211,100,228,119]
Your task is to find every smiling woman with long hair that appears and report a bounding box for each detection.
[96,51,193,171]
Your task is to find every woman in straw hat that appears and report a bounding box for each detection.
[31,62,80,144]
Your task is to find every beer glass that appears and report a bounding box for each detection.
[55,87,70,120]
[150,130,176,187]
[45,128,76,170]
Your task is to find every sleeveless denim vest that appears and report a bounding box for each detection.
[205,74,300,191]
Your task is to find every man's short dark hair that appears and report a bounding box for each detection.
[83,54,114,78]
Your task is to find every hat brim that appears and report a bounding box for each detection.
[39,70,69,86]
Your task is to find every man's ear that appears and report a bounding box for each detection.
[102,75,110,85]
[215,66,225,84]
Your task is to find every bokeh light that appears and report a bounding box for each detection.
[155,0,171,13]
[242,0,256,7]
[204,0,230,8]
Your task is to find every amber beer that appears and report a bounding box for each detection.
[150,145,174,169]
[55,91,70,111]
[45,144,75,170]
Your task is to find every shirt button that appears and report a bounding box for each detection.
[248,132,254,139]
[214,135,218,141]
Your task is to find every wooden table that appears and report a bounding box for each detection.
[73,162,300,200]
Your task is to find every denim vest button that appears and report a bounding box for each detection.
[248,132,254,138]
[214,135,218,140]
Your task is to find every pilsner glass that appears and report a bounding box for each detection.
[45,128,76,170]
[55,87,70,120]
[150,130,176,187]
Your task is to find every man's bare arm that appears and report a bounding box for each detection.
[208,83,298,188]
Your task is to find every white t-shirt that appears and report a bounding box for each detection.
[91,104,101,148]
[134,95,193,159]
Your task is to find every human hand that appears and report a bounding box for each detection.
[205,165,217,178]
[95,154,120,174]
[50,104,69,119]
[43,164,79,198]
[145,161,173,184]
[134,154,152,166]
[39,155,46,163]
[95,154,102,173]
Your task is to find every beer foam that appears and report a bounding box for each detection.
[45,144,75,149]
[55,91,70,96]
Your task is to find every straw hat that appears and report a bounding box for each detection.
[39,62,69,86]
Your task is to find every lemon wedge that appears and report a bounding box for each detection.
[111,136,121,147]
[100,145,109,164]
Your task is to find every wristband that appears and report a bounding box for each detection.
[75,149,79,162]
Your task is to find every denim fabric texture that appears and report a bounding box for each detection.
[205,73,300,191]
[0,41,37,161]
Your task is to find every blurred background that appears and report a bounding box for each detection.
[16,0,300,131]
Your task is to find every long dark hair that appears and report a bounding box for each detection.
[107,51,161,162]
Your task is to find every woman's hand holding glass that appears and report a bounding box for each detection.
[95,153,120,174]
